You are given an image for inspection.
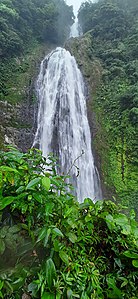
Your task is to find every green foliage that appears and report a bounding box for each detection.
[78,0,138,39]
[0,0,74,58]
[0,147,138,298]
[77,0,138,215]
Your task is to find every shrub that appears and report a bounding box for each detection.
[0,147,138,298]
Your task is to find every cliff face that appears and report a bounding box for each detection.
[0,96,37,152]
[0,43,53,151]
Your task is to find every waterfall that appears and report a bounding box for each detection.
[70,20,79,38]
[69,18,82,38]
[33,47,102,203]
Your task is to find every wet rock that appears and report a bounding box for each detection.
[0,98,38,151]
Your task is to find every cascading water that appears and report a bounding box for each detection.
[70,20,79,38]
[33,47,102,202]
[69,18,82,38]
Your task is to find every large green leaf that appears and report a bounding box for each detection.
[107,277,122,298]
[46,258,57,289]
[59,251,69,265]
[33,192,43,204]
[123,250,138,259]
[26,177,41,190]
[132,260,138,268]
[42,177,51,191]
[0,196,15,210]
[37,227,48,243]
[114,214,128,227]
[16,186,25,194]
[53,227,64,237]
[0,166,18,173]
[44,228,51,247]
[121,224,131,235]
[106,214,115,231]
[67,232,77,243]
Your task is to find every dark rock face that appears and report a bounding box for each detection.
[15,99,38,152]
[0,96,38,152]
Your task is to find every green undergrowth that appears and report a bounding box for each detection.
[0,147,138,298]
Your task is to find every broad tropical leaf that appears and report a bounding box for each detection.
[46,258,57,289]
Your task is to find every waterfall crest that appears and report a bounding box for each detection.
[33,47,102,202]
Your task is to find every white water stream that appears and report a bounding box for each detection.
[33,47,102,202]
[70,21,79,38]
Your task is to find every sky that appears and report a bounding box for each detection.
[66,0,84,16]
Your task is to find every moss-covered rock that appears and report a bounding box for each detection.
[0,42,54,151]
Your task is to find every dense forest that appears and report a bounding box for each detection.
[0,0,138,298]
[77,0,138,214]
[0,0,74,57]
